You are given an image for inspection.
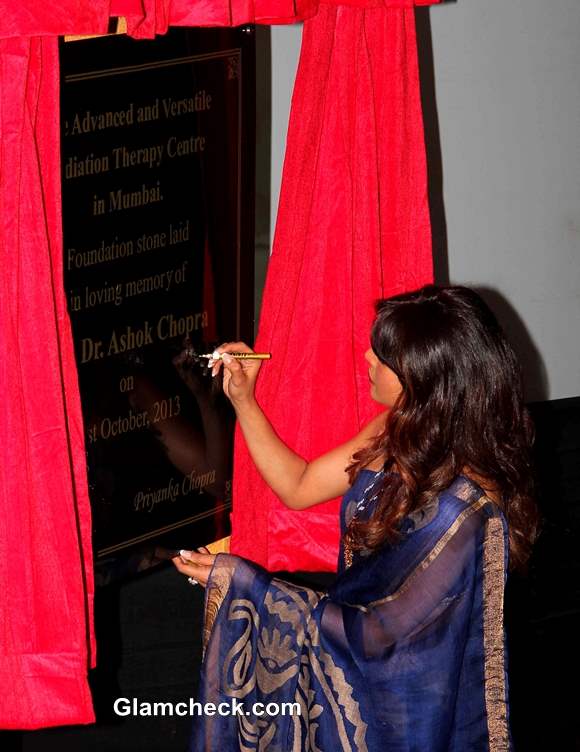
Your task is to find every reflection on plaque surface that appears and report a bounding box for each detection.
[60,28,255,580]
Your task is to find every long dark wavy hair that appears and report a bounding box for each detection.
[345,285,540,572]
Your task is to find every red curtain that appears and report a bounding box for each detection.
[0,36,95,728]
[231,3,435,571]
[0,0,438,728]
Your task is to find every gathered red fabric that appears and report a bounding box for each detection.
[111,0,439,37]
[0,35,95,728]
[0,0,438,728]
[231,3,435,571]
[0,2,110,38]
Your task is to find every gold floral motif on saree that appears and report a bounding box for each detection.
[217,575,367,750]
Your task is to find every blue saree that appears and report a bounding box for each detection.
[192,473,511,751]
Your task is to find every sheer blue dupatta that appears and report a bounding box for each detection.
[192,477,511,751]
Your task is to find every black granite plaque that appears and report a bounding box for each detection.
[60,27,255,581]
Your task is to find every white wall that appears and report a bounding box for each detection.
[268,4,580,401]
[270,26,302,237]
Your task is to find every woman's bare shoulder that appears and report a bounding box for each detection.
[356,410,389,442]
[350,411,389,471]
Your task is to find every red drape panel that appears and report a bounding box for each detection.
[111,0,318,36]
[231,4,434,572]
[0,2,111,38]
[110,0,438,38]
[0,36,95,728]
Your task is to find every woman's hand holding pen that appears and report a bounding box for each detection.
[211,342,262,408]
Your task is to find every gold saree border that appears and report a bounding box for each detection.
[363,493,490,609]
[482,515,510,751]
[203,556,236,655]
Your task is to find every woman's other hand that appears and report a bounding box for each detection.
[172,546,215,588]
[211,342,261,408]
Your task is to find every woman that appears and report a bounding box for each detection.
[173,285,539,751]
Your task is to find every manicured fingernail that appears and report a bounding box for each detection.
[222,353,232,364]
[212,350,220,360]
[179,549,192,560]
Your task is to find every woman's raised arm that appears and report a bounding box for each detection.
[213,342,387,510]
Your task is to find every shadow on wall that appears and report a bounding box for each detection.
[416,6,449,286]
[476,286,549,403]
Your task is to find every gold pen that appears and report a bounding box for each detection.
[201,352,271,361]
